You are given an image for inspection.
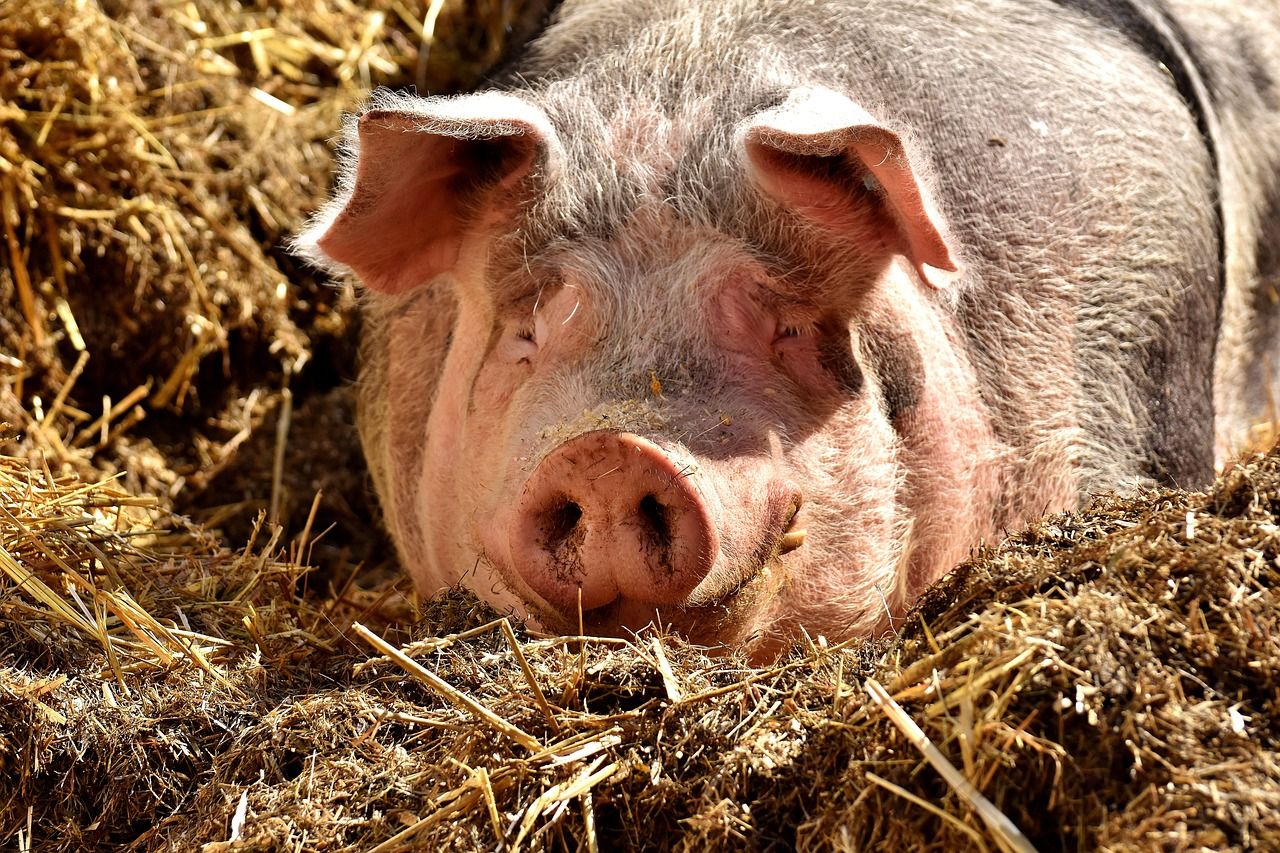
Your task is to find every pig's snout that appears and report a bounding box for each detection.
[510,431,719,617]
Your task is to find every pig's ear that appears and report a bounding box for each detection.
[740,88,960,289]
[295,91,561,294]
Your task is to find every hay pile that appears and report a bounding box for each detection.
[0,0,549,577]
[4,440,1280,850]
[3,0,1280,850]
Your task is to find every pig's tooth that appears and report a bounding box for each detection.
[779,529,807,553]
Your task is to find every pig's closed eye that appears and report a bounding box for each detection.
[772,320,816,349]
[770,318,823,372]
[508,322,539,364]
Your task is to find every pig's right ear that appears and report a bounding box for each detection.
[739,88,960,289]
[295,91,561,295]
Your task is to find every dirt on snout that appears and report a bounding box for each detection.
[2,1,1280,851]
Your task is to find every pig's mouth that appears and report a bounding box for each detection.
[583,561,776,643]
[521,557,779,648]
[494,492,805,648]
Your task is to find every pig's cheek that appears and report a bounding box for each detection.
[454,361,539,586]
[765,410,905,635]
[415,368,475,589]
[890,344,1007,597]
[415,323,518,589]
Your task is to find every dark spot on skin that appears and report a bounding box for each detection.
[1255,179,1280,285]
[1240,177,1280,428]
[860,330,924,426]
[816,328,864,396]
[1140,232,1220,488]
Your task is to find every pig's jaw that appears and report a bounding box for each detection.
[481,556,785,649]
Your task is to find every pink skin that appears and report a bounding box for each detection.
[418,263,806,642]
[314,96,555,295]
[305,91,1075,649]
[488,425,807,638]
[742,88,961,289]
[404,244,1009,647]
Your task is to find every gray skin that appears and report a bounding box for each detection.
[303,0,1280,648]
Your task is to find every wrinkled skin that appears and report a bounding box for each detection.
[298,0,1280,653]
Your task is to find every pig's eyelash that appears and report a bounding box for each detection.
[777,321,816,338]
[515,324,537,342]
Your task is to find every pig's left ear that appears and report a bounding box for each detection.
[740,88,960,289]
[295,91,561,294]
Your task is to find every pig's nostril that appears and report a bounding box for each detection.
[541,499,583,550]
[637,493,672,546]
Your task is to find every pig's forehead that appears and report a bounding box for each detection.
[506,211,760,289]
[517,86,793,249]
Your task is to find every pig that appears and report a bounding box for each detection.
[297,0,1280,652]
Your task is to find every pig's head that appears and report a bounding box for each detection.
[297,86,999,652]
